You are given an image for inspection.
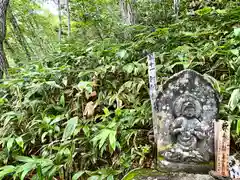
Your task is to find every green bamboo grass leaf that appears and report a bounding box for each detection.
[98,130,111,149]
[196,7,212,16]
[62,117,78,140]
[237,120,240,135]
[109,130,116,150]
[7,138,15,152]
[0,166,16,179]
[123,63,134,74]
[15,136,24,149]
[72,171,85,180]
[228,89,240,111]
[36,164,43,180]
[234,28,240,37]
[15,156,35,163]
[20,163,36,180]
[60,94,65,107]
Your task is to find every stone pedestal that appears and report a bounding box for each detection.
[139,173,215,180]
[121,168,215,180]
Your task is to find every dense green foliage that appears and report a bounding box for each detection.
[0,0,239,179]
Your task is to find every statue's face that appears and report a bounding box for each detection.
[183,107,195,118]
[182,102,196,118]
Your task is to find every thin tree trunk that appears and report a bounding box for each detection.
[0,0,9,78]
[119,0,136,25]
[174,0,180,19]
[119,0,136,39]
[119,0,126,24]
[8,7,32,61]
[66,0,71,37]
[126,1,135,25]
[58,0,62,42]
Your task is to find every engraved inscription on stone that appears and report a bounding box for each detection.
[154,69,219,171]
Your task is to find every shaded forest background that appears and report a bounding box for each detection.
[0,0,239,179]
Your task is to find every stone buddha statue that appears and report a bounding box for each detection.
[162,95,209,163]
[155,70,219,173]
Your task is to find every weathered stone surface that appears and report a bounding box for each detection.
[154,69,219,173]
[121,168,215,180]
[139,173,215,180]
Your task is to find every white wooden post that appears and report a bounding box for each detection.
[147,53,158,141]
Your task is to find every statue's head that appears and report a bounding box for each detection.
[173,94,202,119]
[181,101,196,118]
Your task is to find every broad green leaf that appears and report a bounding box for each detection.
[60,94,65,107]
[118,81,133,93]
[136,80,145,93]
[108,121,117,129]
[98,130,110,149]
[86,85,93,93]
[196,7,212,16]
[73,126,81,136]
[230,49,239,56]
[63,148,71,156]
[216,9,226,14]
[99,174,108,180]
[103,107,110,116]
[2,114,17,127]
[228,89,240,111]
[15,156,35,163]
[41,132,48,143]
[36,164,43,180]
[50,115,65,125]
[234,28,240,37]
[0,98,5,105]
[107,175,114,180]
[116,50,127,59]
[7,138,15,152]
[15,137,24,149]
[92,129,110,149]
[123,63,134,74]
[88,175,100,180]
[115,108,121,116]
[77,82,93,93]
[109,131,116,150]
[47,165,59,177]
[41,165,53,175]
[62,117,78,140]
[62,77,68,86]
[237,120,240,135]
[20,163,36,180]
[83,126,90,137]
[0,166,16,179]
[36,158,53,167]
[0,165,15,171]
[72,171,85,180]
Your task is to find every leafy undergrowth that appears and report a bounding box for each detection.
[0,1,240,180]
[0,61,153,179]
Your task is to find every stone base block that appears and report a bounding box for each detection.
[122,168,215,180]
[139,173,215,180]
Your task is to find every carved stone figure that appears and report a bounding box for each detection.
[154,69,219,173]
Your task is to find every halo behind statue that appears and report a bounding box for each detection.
[173,94,202,118]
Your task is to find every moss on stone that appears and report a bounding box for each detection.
[121,168,168,180]
[121,168,215,180]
